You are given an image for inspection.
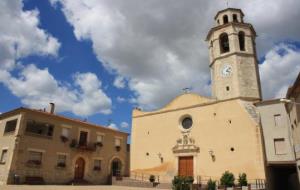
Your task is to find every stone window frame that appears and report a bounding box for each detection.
[61,125,72,138]
[274,138,287,155]
[115,137,122,146]
[93,157,103,171]
[0,148,8,164]
[96,132,105,143]
[26,148,45,167]
[273,114,283,127]
[4,119,18,134]
[56,152,68,168]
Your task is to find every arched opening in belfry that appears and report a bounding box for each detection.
[223,15,229,24]
[219,33,230,53]
[238,31,245,51]
[233,14,238,22]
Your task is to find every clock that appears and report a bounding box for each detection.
[221,64,232,77]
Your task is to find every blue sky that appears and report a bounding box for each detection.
[0,0,300,135]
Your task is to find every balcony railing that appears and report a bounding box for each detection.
[69,139,96,152]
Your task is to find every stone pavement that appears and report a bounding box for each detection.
[0,185,171,190]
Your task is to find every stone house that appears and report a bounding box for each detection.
[0,105,129,185]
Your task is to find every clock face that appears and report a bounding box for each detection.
[221,64,232,77]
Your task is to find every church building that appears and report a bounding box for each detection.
[131,8,266,184]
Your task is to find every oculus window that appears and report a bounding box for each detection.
[182,117,193,130]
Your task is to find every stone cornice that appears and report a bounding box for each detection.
[133,97,261,118]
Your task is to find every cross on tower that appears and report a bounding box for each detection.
[182,87,191,94]
[226,0,230,8]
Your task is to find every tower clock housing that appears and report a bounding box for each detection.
[206,8,262,101]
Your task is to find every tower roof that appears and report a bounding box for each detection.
[214,8,244,20]
[205,22,257,41]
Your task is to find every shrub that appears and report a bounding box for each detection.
[207,179,216,190]
[220,171,235,187]
[172,176,193,190]
[94,142,103,147]
[238,173,248,186]
[149,175,155,183]
[60,135,69,143]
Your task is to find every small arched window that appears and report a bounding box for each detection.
[223,15,228,24]
[219,33,230,53]
[233,14,238,22]
[238,31,245,51]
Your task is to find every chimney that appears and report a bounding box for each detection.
[49,103,55,114]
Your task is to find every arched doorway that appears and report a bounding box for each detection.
[74,157,85,180]
[111,158,122,176]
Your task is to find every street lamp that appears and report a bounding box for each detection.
[280,98,300,105]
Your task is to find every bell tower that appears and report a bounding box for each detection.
[206,8,262,101]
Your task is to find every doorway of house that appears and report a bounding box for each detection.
[267,164,300,190]
[111,158,122,177]
[74,157,85,180]
[178,156,193,176]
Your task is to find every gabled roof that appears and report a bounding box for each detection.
[0,107,129,135]
[133,93,214,117]
[214,8,244,20]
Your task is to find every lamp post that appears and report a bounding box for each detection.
[280,98,300,105]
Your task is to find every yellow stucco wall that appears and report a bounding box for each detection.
[131,93,265,182]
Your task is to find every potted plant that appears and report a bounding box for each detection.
[94,142,103,148]
[60,135,69,143]
[93,166,101,171]
[26,160,42,167]
[149,175,156,187]
[57,162,66,168]
[116,145,121,152]
[69,139,77,148]
[220,171,235,190]
[207,178,216,190]
[238,173,248,190]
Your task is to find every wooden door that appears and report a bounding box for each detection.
[112,159,121,176]
[74,157,85,179]
[178,156,193,177]
[79,131,88,146]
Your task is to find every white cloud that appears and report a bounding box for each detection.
[120,122,129,128]
[113,76,126,89]
[51,0,300,109]
[0,0,60,71]
[108,123,118,130]
[0,64,112,116]
[117,96,126,103]
[259,43,300,99]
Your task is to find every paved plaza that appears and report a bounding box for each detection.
[1,185,170,190]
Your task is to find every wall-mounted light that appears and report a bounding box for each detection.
[209,150,216,162]
[158,152,164,163]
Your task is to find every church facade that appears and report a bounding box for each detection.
[131,8,266,183]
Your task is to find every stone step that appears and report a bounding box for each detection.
[112,177,172,189]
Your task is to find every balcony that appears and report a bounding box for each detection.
[69,139,96,152]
